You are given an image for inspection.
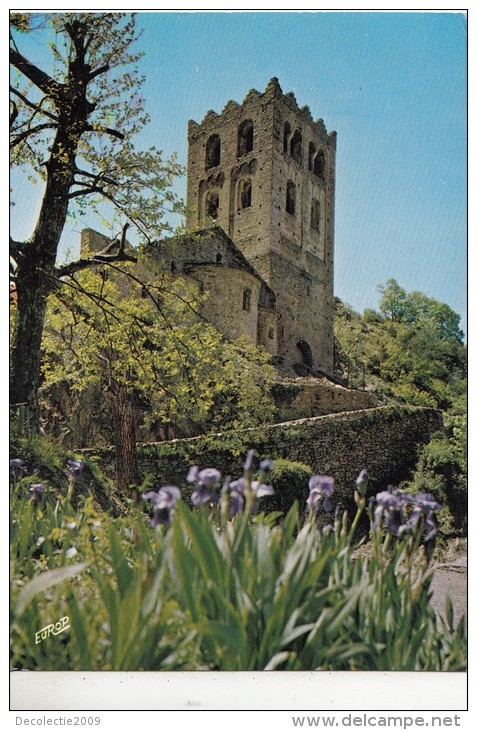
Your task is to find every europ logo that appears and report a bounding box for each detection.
[35,616,70,644]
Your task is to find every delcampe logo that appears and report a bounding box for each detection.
[35,616,70,644]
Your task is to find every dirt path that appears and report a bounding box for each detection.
[430,554,467,626]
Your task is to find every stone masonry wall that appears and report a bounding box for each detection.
[272,379,380,421]
[85,405,442,512]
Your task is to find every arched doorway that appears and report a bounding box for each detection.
[296,340,313,370]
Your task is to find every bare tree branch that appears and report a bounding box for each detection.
[84,123,125,140]
[54,251,138,279]
[66,185,105,200]
[88,63,110,80]
[54,224,137,277]
[10,122,57,149]
[10,46,65,100]
[10,85,58,122]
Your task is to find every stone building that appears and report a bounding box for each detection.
[154,77,337,375]
[69,82,380,447]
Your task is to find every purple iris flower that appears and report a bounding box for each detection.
[404,493,442,541]
[187,466,222,506]
[307,475,335,513]
[229,488,245,517]
[411,493,442,513]
[371,488,441,540]
[10,459,25,480]
[243,450,255,473]
[198,468,221,487]
[28,483,45,504]
[143,485,181,527]
[67,459,84,478]
[191,484,218,507]
[372,488,406,535]
[356,469,369,497]
[226,477,274,515]
[229,477,275,499]
[259,459,275,474]
[186,465,200,484]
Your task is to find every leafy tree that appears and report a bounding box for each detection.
[378,278,408,322]
[41,259,276,492]
[378,279,464,344]
[334,287,466,411]
[10,12,184,424]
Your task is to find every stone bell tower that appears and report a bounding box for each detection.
[186,78,336,374]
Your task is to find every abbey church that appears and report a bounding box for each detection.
[153,77,337,376]
[79,78,379,440]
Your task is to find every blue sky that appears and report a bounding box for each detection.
[10,11,468,334]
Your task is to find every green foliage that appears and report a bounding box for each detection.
[404,419,467,534]
[379,280,464,344]
[10,450,467,671]
[41,260,276,442]
[334,285,467,534]
[334,288,466,411]
[10,433,115,511]
[362,308,384,324]
[378,278,408,323]
[264,459,313,515]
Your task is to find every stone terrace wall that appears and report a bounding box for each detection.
[85,405,442,511]
[272,379,380,421]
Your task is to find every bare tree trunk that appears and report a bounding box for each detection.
[110,387,140,493]
[10,264,50,428]
[10,25,94,428]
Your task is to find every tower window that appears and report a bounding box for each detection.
[314,149,325,180]
[205,134,221,169]
[311,198,320,232]
[206,191,219,219]
[238,178,252,210]
[290,129,303,165]
[286,180,296,216]
[308,141,317,171]
[237,119,254,157]
[242,288,252,311]
[283,121,291,154]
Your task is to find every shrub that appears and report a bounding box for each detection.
[263,458,313,515]
[10,434,116,512]
[409,434,467,534]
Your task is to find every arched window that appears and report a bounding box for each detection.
[297,340,313,370]
[283,121,291,154]
[314,149,325,180]
[205,134,221,169]
[286,180,296,216]
[206,191,219,219]
[242,289,252,312]
[308,141,317,171]
[216,253,222,265]
[237,119,254,157]
[238,178,252,210]
[311,198,320,232]
[290,129,303,164]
